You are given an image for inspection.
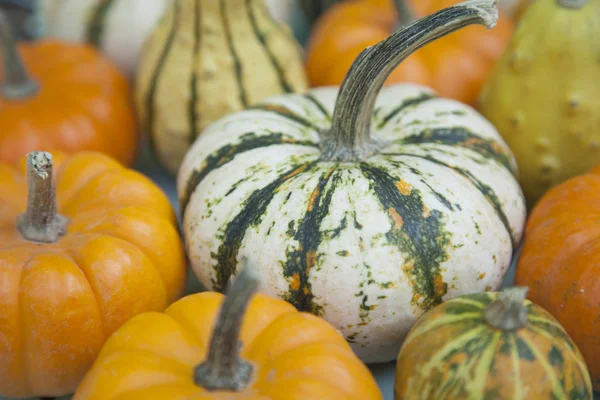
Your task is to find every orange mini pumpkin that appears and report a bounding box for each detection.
[73,267,383,400]
[0,11,138,166]
[305,0,513,106]
[0,151,187,398]
[515,165,600,390]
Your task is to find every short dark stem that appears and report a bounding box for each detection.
[17,152,68,243]
[322,0,498,162]
[194,266,259,391]
[0,9,39,100]
[394,0,418,28]
[556,0,589,8]
[483,287,529,331]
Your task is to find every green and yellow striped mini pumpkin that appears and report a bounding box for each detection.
[135,0,308,175]
[177,0,526,362]
[395,288,593,399]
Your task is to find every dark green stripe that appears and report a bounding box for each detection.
[304,93,331,120]
[188,0,201,145]
[247,104,320,130]
[145,2,180,159]
[282,167,339,315]
[211,162,317,291]
[360,162,451,310]
[397,128,513,171]
[246,0,293,93]
[221,0,248,107]
[85,0,115,46]
[377,93,436,129]
[181,132,319,215]
[383,153,515,247]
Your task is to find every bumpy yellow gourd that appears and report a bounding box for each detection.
[478,0,600,207]
[135,0,308,174]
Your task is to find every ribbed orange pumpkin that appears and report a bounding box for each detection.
[73,267,383,400]
[305,0,513,106]
[515,165,600,391]
[0,11,138,166]
[0,151,187,398]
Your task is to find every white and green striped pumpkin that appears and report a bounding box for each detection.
[177,0,526,363]
[35,0,172,77]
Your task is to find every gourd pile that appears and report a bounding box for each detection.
[0,0,597,399]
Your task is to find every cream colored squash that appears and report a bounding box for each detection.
[177,0,526,363]
[135,0,308,175]
[35,0,171,77]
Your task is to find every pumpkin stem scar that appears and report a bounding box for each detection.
[194,265,258,391]
[557,0,589,8]
[321,0,498,162]
[17,152,68,243]
[0,10,40,100]
[483,286,529,331]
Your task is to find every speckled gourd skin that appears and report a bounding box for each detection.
[177,84,526,363]
[135,0,308,175]
[478,0,600,207]
[394,292,593,399]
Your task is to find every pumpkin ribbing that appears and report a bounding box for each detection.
[136,0,307,174]
[395,290,593,399]
[178,0,526,362]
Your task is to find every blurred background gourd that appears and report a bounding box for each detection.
[34,0,172,78]
[478,0,600,208]
[0,9,138,166]
[304,0,514,106]
[135,0,308,175]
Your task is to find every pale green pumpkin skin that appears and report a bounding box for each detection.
[177,84,527,362]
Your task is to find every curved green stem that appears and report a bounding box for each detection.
[17,152,68,243]
[0,9,39,100]
[194,266,259,391]
[556,0,589,8]
[483,287,529,331]
[321,0,498,162]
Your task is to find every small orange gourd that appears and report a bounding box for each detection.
[0,151,187,398]
[305,0,513,106]
[515,165,600,390]
[0,11,138,166]
[73,267,383,400]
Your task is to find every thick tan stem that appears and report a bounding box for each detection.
[483,287,529,331]
[322,0,498,162]
[194,266,259,391]
[17,152,68,243]
[0,9,39,100]
[557,0,589,8]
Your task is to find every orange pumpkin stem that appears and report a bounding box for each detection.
[321,0,499,162]
[194,266,259,391]
[483,286,529,331]
[0,10,39,100]
[557,0,588,7]
[17,152,68,243]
